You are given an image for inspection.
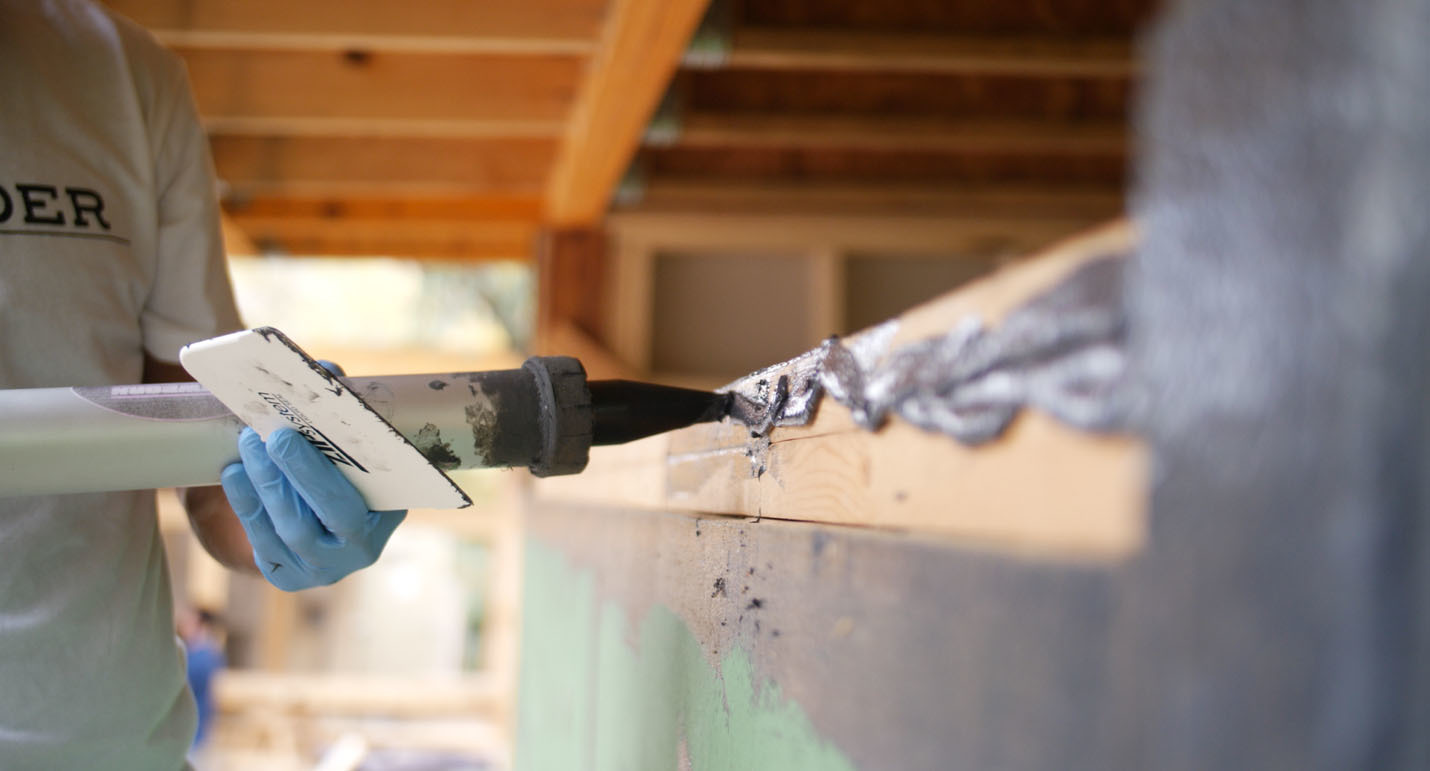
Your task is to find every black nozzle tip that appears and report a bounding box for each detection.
[588,380,731,446]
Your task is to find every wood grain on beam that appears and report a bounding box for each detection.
[666,113,1127,155]
[180,48,581,124]
[626,179,1123,219]
[544,0,713,226]
[211,136,556,196]
[710,28,1135,78]
[202,117,565,139]
[105,0,605,53]
[536,222,1146,558]
[225,194,544,221]
[225,214,537,260]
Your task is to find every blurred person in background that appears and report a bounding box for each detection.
[178,608,226,752]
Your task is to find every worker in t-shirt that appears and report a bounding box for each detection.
[0,2,405,766]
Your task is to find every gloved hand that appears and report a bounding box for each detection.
[220,426,407,591]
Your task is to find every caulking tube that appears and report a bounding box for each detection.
[0,369,547,499]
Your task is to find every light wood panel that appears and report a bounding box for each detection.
[544,0,713,225]
[106,0,606,53]
[715,28,1136,77]
[211,136,556,196]
[180,48,582,124]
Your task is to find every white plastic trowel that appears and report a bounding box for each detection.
[180,328,472,510]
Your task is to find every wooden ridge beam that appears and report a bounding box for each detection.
[705,28,1136,78]
[210,135,556,196]
[544,0,713,226]
[104,0,605,54]
[179,48,582,124]
[662,113,1127,156]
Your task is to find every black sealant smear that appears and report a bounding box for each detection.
[719,254,1134,453]
[413,423,462,471]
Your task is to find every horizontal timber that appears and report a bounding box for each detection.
[665,113,1127,156]
[210,136,555,196]
[104,0,604,53]
[222,194,545,221]
[622,179,1124,219]
[225,215,536,260]
[708,28,1137,78]
[180,48,582,124]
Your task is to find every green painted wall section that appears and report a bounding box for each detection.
[516,540,857,771]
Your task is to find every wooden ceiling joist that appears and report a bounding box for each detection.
[226,215,537,261]
[106,0,606,54]
[700,28,1136,78]
[661,113,1127,155]
[211,136,556,196]
[225,194,545,222]
[201,117,565,140]
[624,179,1123,219]
[544,0,714,226]
[179,48,582,125]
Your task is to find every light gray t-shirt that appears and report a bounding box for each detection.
[0,0,242,766]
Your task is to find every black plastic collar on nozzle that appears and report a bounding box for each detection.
[522,356,593,477]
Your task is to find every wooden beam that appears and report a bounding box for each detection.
[664,113,1127,155]
[543,0,713,226]
[219,211,258,257]
[708,28,1136,78]
[202,117,564,139]
[104,0,605,53]
[179,48,581,125]
[625,179,1124,219]
[535,221,1146,559]
[225,214,537,260]
[536,228,608,350]
[210,136,556,196]
[223,194,544,221]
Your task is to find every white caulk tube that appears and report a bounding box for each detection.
[0,361,588,499]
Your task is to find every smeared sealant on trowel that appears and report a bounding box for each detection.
[719,254,1134,473]
[181,328,473,510]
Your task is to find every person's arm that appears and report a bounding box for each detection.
[143,354,259,573]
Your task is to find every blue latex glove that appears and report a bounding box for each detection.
[221,426,407,591]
